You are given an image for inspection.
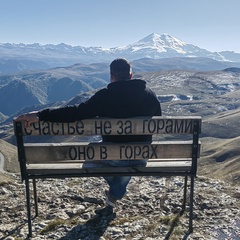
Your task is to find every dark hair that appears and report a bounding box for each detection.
[110,58,132,81]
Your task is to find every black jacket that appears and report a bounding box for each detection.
[39,79,161,142]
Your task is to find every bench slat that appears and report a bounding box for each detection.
[24,158,193,164]
[26,161,192,175]
[24,141,200,163]
[16,116,202,136]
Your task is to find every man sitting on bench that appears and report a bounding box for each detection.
[15,58,162,208]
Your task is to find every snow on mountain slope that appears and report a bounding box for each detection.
[130,33,187,53]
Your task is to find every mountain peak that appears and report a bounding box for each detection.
[129,33,188,55]
[138,33,162,44]
[138,33,186,47]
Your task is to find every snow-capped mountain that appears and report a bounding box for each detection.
[113,33,213,59]
[129,33,189,53]
[0,33,240,73]
[117,33,191,53]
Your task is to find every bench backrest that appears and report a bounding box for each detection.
[14,116,201,178]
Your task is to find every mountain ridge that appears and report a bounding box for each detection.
[1,33,240,74]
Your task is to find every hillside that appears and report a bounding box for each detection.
[0,139,18,173]
[0,64,109,116]
[199,136,240,184]
[1,59,240,118]
[0,139,18,184]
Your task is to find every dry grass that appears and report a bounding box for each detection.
[40,219,66,234]
[40,217,85,235]
[199,137,240,185]
[0,139,19,173]
[110,215,142,226]
[0,172,15,185]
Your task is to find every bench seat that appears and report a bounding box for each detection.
[26,160,192,176]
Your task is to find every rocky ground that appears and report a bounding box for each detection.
[0,174,239,240]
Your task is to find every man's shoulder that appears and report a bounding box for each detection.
[93,87,108,98]
[132,78,146,84]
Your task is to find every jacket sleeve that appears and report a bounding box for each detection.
[149,88,162,116]
[155,102,162,116]
[39,89,106,122]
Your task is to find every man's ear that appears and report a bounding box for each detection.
[110,73,115,82]
[130,73,133,79]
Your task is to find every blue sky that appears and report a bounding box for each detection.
[1,0,240,52]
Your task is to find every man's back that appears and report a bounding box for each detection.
[95,79,161,142]
[98,79,161,118]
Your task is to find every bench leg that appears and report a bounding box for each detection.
[189,175,194,233]
[33,179,38,217]
[25,178,32,237]
[181,176,188,214]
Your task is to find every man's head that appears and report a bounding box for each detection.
[110,58,132,82]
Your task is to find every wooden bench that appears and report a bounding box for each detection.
[14,116,201,237]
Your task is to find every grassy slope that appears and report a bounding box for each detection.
[199,136,240,185]
[0,139,19,183]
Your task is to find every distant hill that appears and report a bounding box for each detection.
[0,63,109,116]
[202,108,240,138]
[132,57,240,72]
[199,136,240,184]
[1,57,240,117]
[0,58,49,75]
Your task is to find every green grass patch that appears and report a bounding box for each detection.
[40,219,66,234]
[110,215,142,225]
[40,216,85,235]
[159,213,180,226]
